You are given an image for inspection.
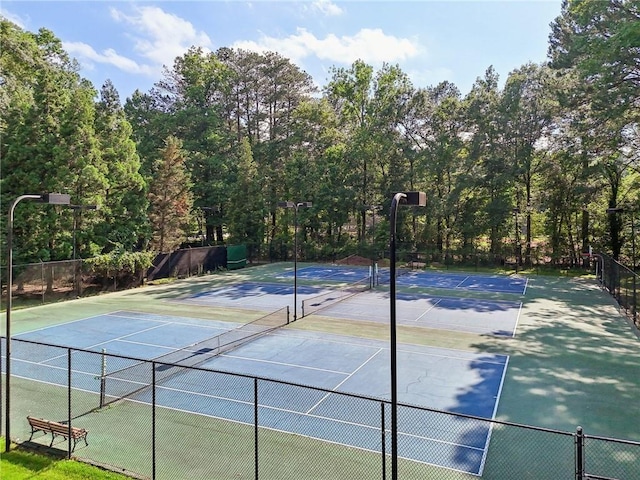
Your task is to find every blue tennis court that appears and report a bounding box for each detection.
[277,265,372,282]
[11,311,508,475]
[310,290,523,337]
[379,269,528,294]
[178,281,368,317]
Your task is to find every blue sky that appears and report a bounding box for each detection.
[2,1,563,101]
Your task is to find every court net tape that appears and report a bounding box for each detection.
[99,306,290,407]
[301,276,371,317]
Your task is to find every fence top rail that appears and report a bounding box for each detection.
[0,259,81,270]
[597,252,638,278]
[584,433,640,447]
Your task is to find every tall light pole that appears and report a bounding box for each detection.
[389,191,426,480]
[5,193,71,451]
[277,201,312,321]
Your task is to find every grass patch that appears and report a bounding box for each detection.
[1,439,131,480]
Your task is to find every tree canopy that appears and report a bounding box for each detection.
[1,5,638,267]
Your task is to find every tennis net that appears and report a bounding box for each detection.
[99,306,290,406]
[301,276,371,317]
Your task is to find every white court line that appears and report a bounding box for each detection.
[454,275,470,288]
[522,277,529,295]
[224,353,351,376]
[413,298,442,322]
[29,322,171,366]
[15,312,122,335]
[305,348,384,415]
[477,355,510,476]
[511,302,524,338]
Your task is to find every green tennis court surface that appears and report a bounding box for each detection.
[2,262,639,479]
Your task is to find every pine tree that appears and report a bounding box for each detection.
[148,136,194,252]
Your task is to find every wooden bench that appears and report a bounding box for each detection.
[27,416,88,451]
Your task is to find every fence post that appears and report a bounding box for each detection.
[381,401,386,480]
[633,273,637,324]
[575,426,585,480]
[254,378,259,480]
[152,361,156,480]
[68,348,72,458]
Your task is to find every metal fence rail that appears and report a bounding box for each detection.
[2,338,639,480]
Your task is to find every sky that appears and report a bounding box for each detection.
[2,1,564,102]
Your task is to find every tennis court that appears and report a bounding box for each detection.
[175,266,522,337]
[12,310,508,475]
[277,265,373,282]
[310,291,523,337]
[178,281,367,314]
[378,269,528,295]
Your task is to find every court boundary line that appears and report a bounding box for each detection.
[13,311,129,336]
[413,298,442,322]
[511,302,524,338]
[477,355,510,476]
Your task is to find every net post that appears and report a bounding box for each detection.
[99,348,107,408]
[287,305,290,323]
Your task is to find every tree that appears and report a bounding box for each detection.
[500,63,557,264]
[1,22,101,262]
[148,136,194,252]
[226,137,266,258]
[462,67,512,257]
[95,80,149,253]
[549,0,640,260]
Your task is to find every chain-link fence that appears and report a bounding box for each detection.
[3,338,638,480]
[595,252,638,327]
[0,260,89,308]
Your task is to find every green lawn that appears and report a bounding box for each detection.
[1,439,130,480]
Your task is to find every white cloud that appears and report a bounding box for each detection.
[233,28,421,66]
[63,42,155,75]
[310,0,344,16]
[110,6,212,69]
[58,6,213,80]
[0,9,26,28]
